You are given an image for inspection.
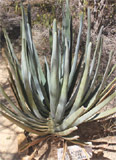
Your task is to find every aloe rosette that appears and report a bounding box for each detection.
[0,0,116,149]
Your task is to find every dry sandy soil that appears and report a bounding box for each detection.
[0,0,116,160]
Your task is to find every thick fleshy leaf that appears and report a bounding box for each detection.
[50,27,59,118]
[44,57,50,97]
[89,26,103,76]
[69,42,92,115]
[93,107,116,120]
[107,64,116,79]
[82,37,103,103]
[56,106,85,131]
[0,103,48,131]
[0,85,26,117]
[3,29,20,66]
[62,0,72,73]
[68,50,85,100]
[100,77,116,97]
[1,1,116,140]
[72,91,116,126]
[0,111,48,136]
[55,39,69,122]
[55,126,77,136]
[68,13,83,89]
[21,4,47,103]
[86,50,114,112]
[85,8,91,62]
[21,39,43,119]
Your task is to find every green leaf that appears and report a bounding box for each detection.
[83,37,103,104]
[107,63,116,79]
[69,42,92,115]
[72,91,116,126]
[55,126,77,136]
[56,106,85,131]
[89,26,103,76]
[86,50,114,112]
[50,31,59,118]
[0,111,48,136]
[0,103,48,131]
[68,13,83,89]
[55,38,69,122]
[21,39,43,119]
[0,85,25,117]
[3,29,20,66]
[85,8,91,62]
[100,77,116,97]
[68,50,84,100]
[44,56,50,95]
[93,107,116,120]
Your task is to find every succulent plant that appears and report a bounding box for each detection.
[0,0,116,152]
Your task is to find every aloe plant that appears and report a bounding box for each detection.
[0,0,116,151]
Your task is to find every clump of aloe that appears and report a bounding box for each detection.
[0,0,116,152]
